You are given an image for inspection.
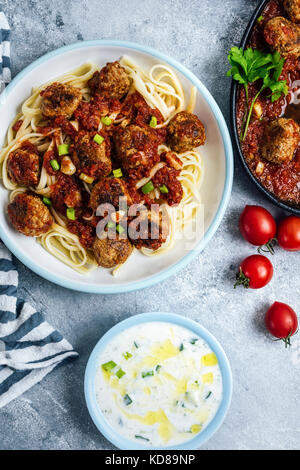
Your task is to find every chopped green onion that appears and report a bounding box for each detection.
[159,184,169,194]
[123,394,132,405]
[135,435,150,442]
[106,221,115,229]
[93,134,104,145]
[257,15,264,23]
[101,116,112,126]
[134,341,139,349]
[149,116,157,128]
[123,352,132,360]
[102,360,117,372]
[142,180,154,194]
[50,159,60,171]
[58,144,70,156]
[116,368,126,379]
[43,197,51,206]
[205,391,212,399]
[179,343,184,351]
[142,370,154,378]
[116,224,125,234]
[66,207,76,221]
[155,365,161,372]
[113,168,123,178]
[190,339,198,345]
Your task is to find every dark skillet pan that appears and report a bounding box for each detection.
[230,0,300,216]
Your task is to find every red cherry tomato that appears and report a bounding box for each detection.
[234,254,273,289]
[239,205,277,254]
[265,302,298,347]
[277,216,300,252]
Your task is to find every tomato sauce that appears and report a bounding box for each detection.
[237,0,300,207]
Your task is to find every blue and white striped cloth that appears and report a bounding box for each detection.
[0,11,78,408]
[0,9,11,94]
[0,243,79,408]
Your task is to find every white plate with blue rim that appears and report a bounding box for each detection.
[0,40,233,293]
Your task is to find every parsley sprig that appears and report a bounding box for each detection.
[227,47,288,141]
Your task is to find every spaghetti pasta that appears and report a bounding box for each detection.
[0,58,204,274]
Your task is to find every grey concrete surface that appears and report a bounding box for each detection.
[0,0,299,451]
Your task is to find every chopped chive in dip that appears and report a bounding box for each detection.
[155,365,161,372]
[179,343,184,351]
[58,144,70,156]
[123,394,132,406]
[66,207,76,220]
[135,435,150,442]
[159,184,169,194]
[102,360,117,372]
[141,180,154,194]
[149,116,157,128]
[50,159,60,171]
[113,168,123,178]
[190,339,198,345]
[43,197,51,206]
[93,134,104,145]
[141,370,154,378]
[116,368,126,379]
[106,221,115,229]
[101,116,112,126]
[134,341,139,349]
[123,352,132,360]
[116,224,125,234]
[205,391,212,399]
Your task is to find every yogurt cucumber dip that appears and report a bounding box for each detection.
[95,321,223,447]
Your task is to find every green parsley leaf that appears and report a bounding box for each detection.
[227,47,288,140]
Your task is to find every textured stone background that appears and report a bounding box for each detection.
[0,0,299,450]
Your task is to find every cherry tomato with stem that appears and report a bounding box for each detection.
[239,205,277,254]
[265,302,298,348]
[277,216,300,252]
[234,254,273,289]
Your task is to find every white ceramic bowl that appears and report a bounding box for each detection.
[0,40,233,293]
[84,312,233,450]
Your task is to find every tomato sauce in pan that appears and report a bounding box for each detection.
[236,0,300,207]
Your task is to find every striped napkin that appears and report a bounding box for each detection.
[0,9,11,94]
[0,243,79,408]
[0,11,78,408]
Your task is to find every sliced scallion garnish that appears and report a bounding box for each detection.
[141,370,154,378]
[102,360,117,372]
[141,180,154,194]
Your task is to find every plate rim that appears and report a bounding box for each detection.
[0,39,233,294]
[84,311,233,450]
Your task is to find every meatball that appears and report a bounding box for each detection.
[128,207,169,251]
[88,61,131,100]
[72,131,112,179]
[89,177,132,212]
[284,0,300,23]
[93,236,133,268]
[167,111,206,153]
[152,166,183,206]
[7,193,53,237]
[7,148,40,187]
[264,17,300,57]
[50,173,82,214]
[40,82,82,119]
[261,117,300,164]
[114,124,159,170]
